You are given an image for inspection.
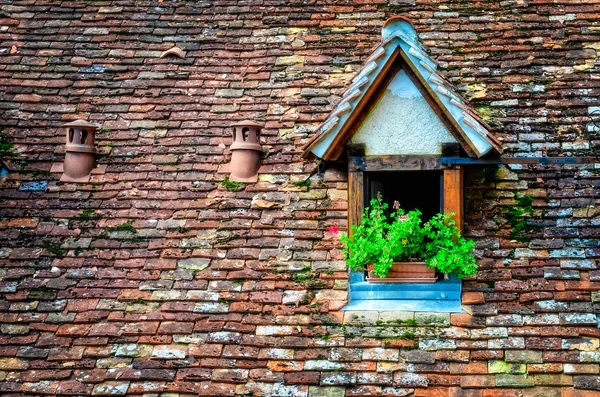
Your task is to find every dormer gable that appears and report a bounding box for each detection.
[303,17,502,160]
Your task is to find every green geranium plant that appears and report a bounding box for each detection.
[340,195,478,279]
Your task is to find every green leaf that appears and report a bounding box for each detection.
[342,196,477,279]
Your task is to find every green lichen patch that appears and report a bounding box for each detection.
[221,176,244,192]
[106,222,137,234]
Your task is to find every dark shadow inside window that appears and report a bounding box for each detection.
[366,171,442,221]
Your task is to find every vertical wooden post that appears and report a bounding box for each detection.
[347,170,364,238]
[443,166,463,232]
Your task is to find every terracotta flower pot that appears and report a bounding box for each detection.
[366,261,437,283]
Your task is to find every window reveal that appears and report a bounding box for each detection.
[366,170,441,222]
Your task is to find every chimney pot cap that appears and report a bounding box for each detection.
[63,119,99,129]
[231,120,265,129]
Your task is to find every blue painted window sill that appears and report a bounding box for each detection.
[344,271,464,313]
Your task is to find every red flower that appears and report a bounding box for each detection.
[328,225,339,235]
[367,264,374,271]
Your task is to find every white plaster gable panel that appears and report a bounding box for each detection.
[352,70,457,156]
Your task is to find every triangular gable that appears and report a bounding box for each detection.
[302,17,502,160]
[351,69,459,156]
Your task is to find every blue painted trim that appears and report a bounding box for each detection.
[347,271,463,312]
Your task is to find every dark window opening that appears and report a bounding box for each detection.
[366,171,442,221]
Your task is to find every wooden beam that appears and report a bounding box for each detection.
[441,156,600,165]
[347,170,364,238]
[443,167,463,232]
[349,155,447,172]
[348,155,600,171]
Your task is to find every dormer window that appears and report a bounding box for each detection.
[303,17,501,312]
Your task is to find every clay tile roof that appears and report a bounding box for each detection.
[62,119,99,129]
[231,120,265,129]
[303,17,503,160]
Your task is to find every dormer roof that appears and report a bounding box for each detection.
[302,17,503,160]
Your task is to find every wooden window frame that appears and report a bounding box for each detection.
[348,154,464,238]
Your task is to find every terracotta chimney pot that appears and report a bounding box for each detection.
[229,120,264,182]
[62,119,98,181]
